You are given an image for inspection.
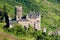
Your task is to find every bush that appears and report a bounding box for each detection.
[28,25,34,33]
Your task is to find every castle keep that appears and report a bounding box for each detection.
[10,6,41,30]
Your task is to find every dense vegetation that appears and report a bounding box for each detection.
[4,23,60,40]
[0,0,60,40]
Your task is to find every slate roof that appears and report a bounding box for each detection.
[28,11,40,19]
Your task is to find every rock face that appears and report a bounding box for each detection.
[10,6,41,30]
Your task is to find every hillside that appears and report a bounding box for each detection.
[0,0,60,40]
[0,0,60,31]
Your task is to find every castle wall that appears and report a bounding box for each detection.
[35,14,41,30]
[18,21,30,29]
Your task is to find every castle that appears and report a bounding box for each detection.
[9,6,41,30]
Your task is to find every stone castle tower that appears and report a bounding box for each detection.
[15,6,22,21]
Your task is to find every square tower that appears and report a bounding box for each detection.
[15,6,22,21]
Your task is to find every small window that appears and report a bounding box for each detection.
[18,16,19,18]
[37,20,39,22]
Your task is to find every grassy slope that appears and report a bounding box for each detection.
[41,0,60,31]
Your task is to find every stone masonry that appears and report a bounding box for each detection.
[10,6,41,30]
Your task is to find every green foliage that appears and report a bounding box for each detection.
[3,23,60,40]
[0,0,60,31]
[0,0,60,40]
[0,10,4,22]
[3,37,9,40]
[28,25,34,32]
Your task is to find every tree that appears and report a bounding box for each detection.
[3,5,9,28]
[28,25,34,32]
[0,10,4,22]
